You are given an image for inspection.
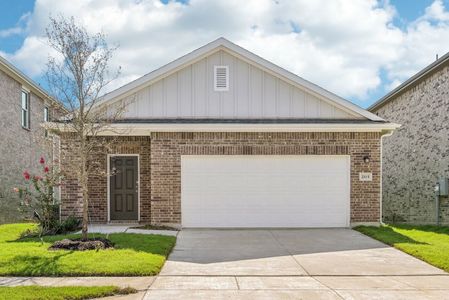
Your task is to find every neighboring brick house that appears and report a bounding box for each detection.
[54,38,398,228]
[369,52,449,225]
[0,55,66,223]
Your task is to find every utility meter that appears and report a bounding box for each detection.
[438,178,449,196]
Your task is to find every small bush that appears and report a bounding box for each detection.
[21,216,81,238]
[55,216,81,234]
[15,157,64,236]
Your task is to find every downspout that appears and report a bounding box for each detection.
[435,185,440,226]
[380,129,395,225]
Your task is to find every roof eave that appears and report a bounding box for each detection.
[369,51,449,112]
[0,55,68,113]
[44,121,401,134]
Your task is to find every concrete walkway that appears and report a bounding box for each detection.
[2,229,449,299]
[75,224,178,236]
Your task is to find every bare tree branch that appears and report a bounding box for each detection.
[45,15,125,240]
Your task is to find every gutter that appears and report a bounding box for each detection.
[43,121,401,135]
[379,129,396,225]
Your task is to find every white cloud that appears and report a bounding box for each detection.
[3,0,449,103]
[0,12,31,37]
[2,36,55,77]
[0,27,23,38]
[385,0,449,86]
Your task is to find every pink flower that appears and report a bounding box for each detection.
[39,157,45,164]
[13,187,19,193]
[44,166,49,173]
[33,175,42,181]
[23,171,30,180]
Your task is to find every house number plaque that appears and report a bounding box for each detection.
[359,172,373,181]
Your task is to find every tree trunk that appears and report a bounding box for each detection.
[80,138,89,241]
[81,175,89,240]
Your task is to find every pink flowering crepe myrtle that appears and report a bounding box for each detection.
[14,157,63,230]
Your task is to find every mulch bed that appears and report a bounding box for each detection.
[49,238,114,251]
[130,224,179,231]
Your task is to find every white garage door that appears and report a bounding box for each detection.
[181,155,350,228]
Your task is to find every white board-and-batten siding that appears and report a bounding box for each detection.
[121,50,360,120]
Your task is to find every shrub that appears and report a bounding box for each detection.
[55,216,81,234]
[21,216,81,238]
[15,157,63,236]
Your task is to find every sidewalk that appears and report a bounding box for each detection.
[3,275,449,300]
[0,276,153,290]
[0,276,151,300]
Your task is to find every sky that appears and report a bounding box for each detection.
[1,0,449,108]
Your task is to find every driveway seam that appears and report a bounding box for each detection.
[268,229,311,276]
[310,276,346,300]
[332,288,349,300]
[155,273,449,277]
[234,276,240,290]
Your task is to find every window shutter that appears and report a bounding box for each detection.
[214,66,229,91]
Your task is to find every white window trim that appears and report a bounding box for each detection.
[214,65,229,91]
[21,89,30,130]
[44,106,49,122]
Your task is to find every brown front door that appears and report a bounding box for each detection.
[110,156,138,220]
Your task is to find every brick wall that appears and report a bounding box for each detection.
[373,64,449,224]
[60,135,151,223]
[60,131,381,225]
[0,68,60,223]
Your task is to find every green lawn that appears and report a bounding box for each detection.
[0,223,176,276]
[355,224,449,272]
[0,286,135,300]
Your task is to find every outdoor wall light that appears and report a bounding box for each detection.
[363,155,371,163]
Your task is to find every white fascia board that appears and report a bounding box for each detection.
[94,38,383,122]
[44,122,400,135]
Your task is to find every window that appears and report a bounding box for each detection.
[214,65,229,91]
[21,90,30,129]
[44,107,50,137]
[44,107,49,122]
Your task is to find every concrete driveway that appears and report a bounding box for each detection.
[143,229,449,300]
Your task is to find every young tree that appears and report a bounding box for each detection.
[45,16,122,240]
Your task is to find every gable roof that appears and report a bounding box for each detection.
[97,37,383,122]
[0,55,67,112]
[369,51,449,112]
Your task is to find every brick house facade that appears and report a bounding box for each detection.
[60,132,382,225]
[370,54,449,224]
[0,56,65,223]
[56,38,397,227]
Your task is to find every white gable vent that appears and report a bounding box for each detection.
[214,65,229,91]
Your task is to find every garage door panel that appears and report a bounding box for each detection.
[181,155,350,228]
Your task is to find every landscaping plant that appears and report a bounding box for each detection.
[15,157,66,236]
[45,15,125,240]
